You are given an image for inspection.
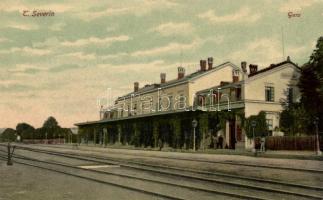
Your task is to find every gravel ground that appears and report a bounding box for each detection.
[0,160,166,200]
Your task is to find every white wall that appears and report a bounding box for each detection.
[244,63,300,119]
[189,63,240,105]
[244,63,300,107]
[243,63,300,149]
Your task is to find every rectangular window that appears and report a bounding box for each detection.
[133,103,137,115]
[265,86,274,102]
[198,95,205,106]
[179,94,185,108]
[236,87,242,100]
[169,95,173,110]
[266,119,273,130]
[158,98,162,111]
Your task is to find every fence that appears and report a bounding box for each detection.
[264,136,323,150]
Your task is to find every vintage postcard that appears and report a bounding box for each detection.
[0,1,323,199]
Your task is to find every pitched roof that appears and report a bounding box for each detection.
[117,61,238,100]
[196,59,300,95]
[196,81,242,95]
[248,60,300,78]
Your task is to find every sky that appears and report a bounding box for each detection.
[0,0,323,129]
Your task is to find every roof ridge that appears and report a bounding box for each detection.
[248,60,299,77]
[118,61,233,99]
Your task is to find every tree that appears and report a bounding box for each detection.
[60,128,73,143]
[43,116,59,129]
[298,36,323,130]
[16,123,35,140]
[1,128,17,142]
[42,116,61,139]
[280,103,310,136]
[34,128,44,139]
[245,111,268,138]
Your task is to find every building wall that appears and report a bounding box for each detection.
[189,64,241,105]
[114,82,190,117]
[244,63,300,112]
[98,61,301,151]
[244,102,281,129]
[243,63,300,149]
[109,63,241,119]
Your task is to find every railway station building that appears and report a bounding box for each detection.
[75,56,301,150]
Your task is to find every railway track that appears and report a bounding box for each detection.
[0,155,183,200]
[1,145,322,200]
[0,152,263,200]
[19,143,323,174]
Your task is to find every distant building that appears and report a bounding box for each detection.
[75,57,300,150]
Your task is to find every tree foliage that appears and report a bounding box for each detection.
[43,116,59,129]
[6,116,72,141]
[298,36,323,130]
[245,111,268,138]
[42,116,62,138]
[16,123,35,140]
[0,128,17,142]
[280,103,311,135]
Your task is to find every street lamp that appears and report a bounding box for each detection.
[314,117,322,156]
[251,120,256,153]
[7,142,15,166]
[192,119,198,151]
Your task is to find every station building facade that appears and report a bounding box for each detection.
[75,57,301,150]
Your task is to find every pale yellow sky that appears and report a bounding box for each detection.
[0,0,322,128]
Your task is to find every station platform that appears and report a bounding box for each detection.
[37,143,323,162]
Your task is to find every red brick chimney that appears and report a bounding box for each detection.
[200,60,207,71]
[178,67,185,79]
[160,73,166,84]
[207,57,213,70]
[232,70,239,82]
[249,64,258,75]
[134,82,139,92]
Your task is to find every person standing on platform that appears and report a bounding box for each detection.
[218,134,223,149]
[260,134,266,152]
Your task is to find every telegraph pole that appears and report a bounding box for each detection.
[281,26,285,60]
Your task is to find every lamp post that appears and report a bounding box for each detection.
[7,142,15,166]
[251,120,256,153]
[314,117,322,156]
[192,119,198,151]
